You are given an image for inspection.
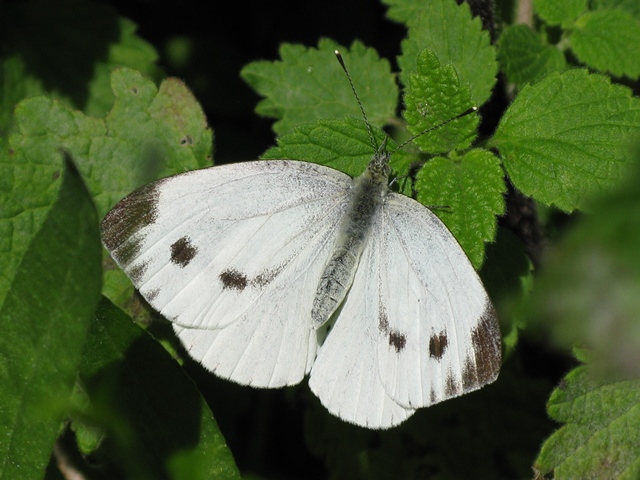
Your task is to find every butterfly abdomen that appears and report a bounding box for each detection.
[310,156,389,329]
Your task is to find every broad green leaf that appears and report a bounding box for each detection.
[534,0,587,25]
[3,68,212,310]
[72,297,240,479]
[497,24,567,85]
[0,0,161,133]
[397,0,497,106]
[0,156,101,479]
[262,117,414,179]
[415,149,504,268]
[491,69,640,212]
[403,49,478,153]
[241,39,397,134]
[571,9,640,78]
[535,351,640,479]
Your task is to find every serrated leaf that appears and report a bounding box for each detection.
[262,117,414,179]
[535,359,640,479]
[403,49,478,153]
[491,69,640,212]
[525,153,640,378]
[241,39,397,135]
[397,0,497,106]
[571,9,640,78]
[73,297,240,479]
[415,149,504,268]
[0,0,161,132]
[534,0,587,25]
[2,67,211,313]
[497,24,567,85]
[0,156,101,479]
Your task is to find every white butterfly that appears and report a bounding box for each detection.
[101,137,501,428]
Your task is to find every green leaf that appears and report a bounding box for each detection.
[3,68,212,310]
[591,0,640,19]
[534,0,587,26]
[535,355,640,479]
[72,297,240,479]
[524,151,640,378]
[0,156,101,479]
[397,0,497,106]
[403,49,478,153]
[414,149,504,268]
[0,0,161,132]
[497,24,567,85]
[491,69,640,212]
[571,9,640,78]
[263,117,414,179]
[241,39,397,134]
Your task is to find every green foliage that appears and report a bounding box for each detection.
[0,158,102,479]
[1,0,640,479]
[491,69,640,212]
[498,0,640,81]
[535,350,640,479]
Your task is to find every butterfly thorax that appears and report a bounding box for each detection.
[310,152,390,329]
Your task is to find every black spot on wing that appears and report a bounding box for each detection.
[429,331,448,360]
[445,371,460,397]
[170,236,197,267]
[462,301,502,390]
[219,269,248,291]
[377,304,406,353]
[378,308,389,333]
[128,260,149,285]
[101,181,163,267]
[252,264,284,287]
[146,289,159,302]
[388,330,406,353]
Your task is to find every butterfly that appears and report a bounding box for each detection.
[101,55,501,429]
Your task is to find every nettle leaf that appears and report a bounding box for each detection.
[497,24,567,85]
[535,351,640,480]
[491,69,640,212]
[403,49,478,153]
[534,0,587,26]
[414,149,504,269]
[241,39,397,135]
[74,297,241,479]
[4,68,212,310]
[262,117,414,179]
[0,0,161,131]
[398,0,497,106]
[571,9,640,78]
[0,157,101,479]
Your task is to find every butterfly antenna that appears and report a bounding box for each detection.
[334,50,378,152]
[391,106,478,153]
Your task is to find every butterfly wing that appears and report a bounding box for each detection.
[309,191,500,428]
[375,193,501,408]
[309,233,416,428]
[102,160,353,387]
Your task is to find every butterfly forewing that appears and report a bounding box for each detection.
[375,193,501,408]
[102,160,354,387]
